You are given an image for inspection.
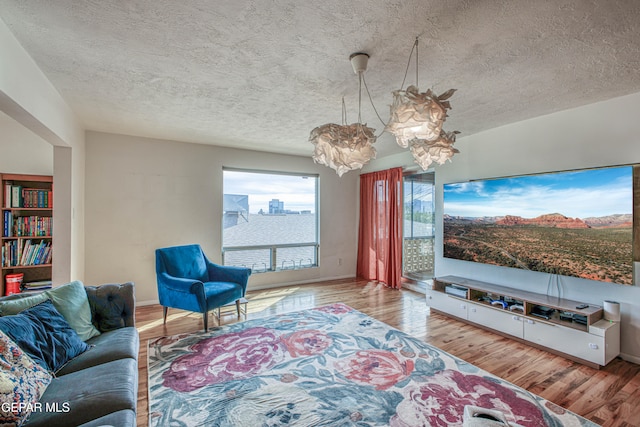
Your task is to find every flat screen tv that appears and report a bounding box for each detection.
[443,165,634,285]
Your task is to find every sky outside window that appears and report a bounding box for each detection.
[223,170,317,214]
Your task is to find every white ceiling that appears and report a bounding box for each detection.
[1,1,640,158]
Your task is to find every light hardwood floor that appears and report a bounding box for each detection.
[136,278,640,427]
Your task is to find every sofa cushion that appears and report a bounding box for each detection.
[76,409,136,427]
[0,330,52,426]
[56,327,139,375]
[85,282,136,331]
[44,281,101,341]
[22,358,138,427]
[0,292,49,316]
[0,300,90,372]
[0,281,101,341]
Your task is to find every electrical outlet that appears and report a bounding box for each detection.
[338,258,343,266]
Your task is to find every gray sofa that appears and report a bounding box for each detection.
[0,282,139,427]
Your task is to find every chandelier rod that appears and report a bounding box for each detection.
[399,37,419,90]
[415,37,419,87]
[356,71,364,136]
[361,72,389,135]
[358,72,363,123]
[341,97,347,125]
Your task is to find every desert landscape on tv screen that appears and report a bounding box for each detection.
[443,166,634,285]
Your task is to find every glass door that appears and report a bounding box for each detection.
[402,172,434,281]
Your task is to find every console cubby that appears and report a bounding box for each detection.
[427,275,620,367]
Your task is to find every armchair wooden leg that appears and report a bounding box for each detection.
[203,312,208,332]
[163,306,168,324]
[236,299,241,317]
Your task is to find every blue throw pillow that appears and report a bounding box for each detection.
[0,300,89,372]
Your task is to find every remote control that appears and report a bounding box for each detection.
[575,304,589,309]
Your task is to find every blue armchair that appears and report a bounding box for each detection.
[155,244,251,331]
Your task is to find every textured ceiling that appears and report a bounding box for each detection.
[1,1,640,158]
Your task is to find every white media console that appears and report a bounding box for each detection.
[427,275,620,368]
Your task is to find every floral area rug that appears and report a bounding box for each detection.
[148,303,598,426]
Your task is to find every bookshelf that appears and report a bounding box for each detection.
[1,174,53,295]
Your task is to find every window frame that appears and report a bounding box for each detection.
[402,171,435,280]
[221,167,320,273]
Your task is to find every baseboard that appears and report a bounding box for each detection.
[247,274,357,291]
[137,299,160,307]
[619,352,640,365]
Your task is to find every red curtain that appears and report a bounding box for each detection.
[356,167,403,289]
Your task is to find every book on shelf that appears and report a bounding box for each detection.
[21,188,51,208]
[2,210,12,237]
[12,215,52,237]
[3,182,11,208]
[2,185,52,209]
[1,239,51,267]
[11,185,22,208]
[21,288,52,293]
[21,280,53,292]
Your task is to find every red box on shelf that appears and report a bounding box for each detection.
[5,273,23,295]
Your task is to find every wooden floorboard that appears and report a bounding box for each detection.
[135,278,640,426]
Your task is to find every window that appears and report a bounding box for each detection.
[222,169,319,273]
[402,172,434,280]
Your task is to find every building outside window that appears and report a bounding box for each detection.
[222,169,319,273]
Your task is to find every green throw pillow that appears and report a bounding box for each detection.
[44,281,101,341]
[0,293,48,316]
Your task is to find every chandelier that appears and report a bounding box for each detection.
[309,53,377,177]
[310,38,459,175]
[386,85,455,148]
[410,129,460,170]
[385,38,459,169]
[309,122,376,177]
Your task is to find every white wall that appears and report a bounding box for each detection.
[426,91,640,363]
[0,18,81,148]
[0,112,53,174]
[0,17,85,284]
[84,131,359,304]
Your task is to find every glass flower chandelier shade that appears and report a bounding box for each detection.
[409,130,460,170]
[310,122,377,177]
[385,37,460,170]
[385,85,454,147]
[309,52,377,176]
[310,41,461,176]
